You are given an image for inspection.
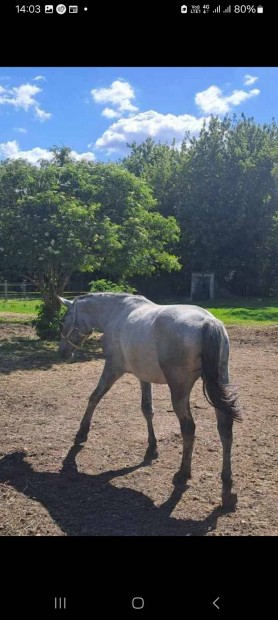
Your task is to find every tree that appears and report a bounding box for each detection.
[82,163,180,279]
[174,115,278,295]
[122,138,185,217]
[0,161,119,336]
[0,154,181,337]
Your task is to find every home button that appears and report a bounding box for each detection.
[132,597,144,610]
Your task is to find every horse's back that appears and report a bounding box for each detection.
[117,302,216,383]
[153,304,213,368]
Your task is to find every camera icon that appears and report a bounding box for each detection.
[181,4,187,12]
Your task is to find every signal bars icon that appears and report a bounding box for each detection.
[213,5,221,12]
[223,5,231,12]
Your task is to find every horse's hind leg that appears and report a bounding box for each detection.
[171,394,195,488]
[215,342,237,510]
[215,409,237,510]
[75,361,122,445]
[163,367,197,489]
[140,382,158,461]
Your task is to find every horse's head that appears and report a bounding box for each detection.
[58,297,90,360]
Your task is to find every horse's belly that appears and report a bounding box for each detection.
[123,345,167,384]
[127,362,167,384]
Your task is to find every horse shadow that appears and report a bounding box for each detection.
[0,336,103,374]
[0,449,227,536]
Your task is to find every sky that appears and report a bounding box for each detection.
[0,67,277,164]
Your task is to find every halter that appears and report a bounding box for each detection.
[61,301,91,350]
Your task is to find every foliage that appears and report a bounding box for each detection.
[122,137,185,217]
[122,117,278,296]
[2,112,278,325]
[31,303,67,340]
[78,163,181,278]
[89,279,136,294]
[0,151,181,338]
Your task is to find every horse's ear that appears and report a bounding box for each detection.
[57,296,73,308]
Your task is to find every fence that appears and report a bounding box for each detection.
[0,280,87,300]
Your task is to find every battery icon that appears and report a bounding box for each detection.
[257,5,263,12]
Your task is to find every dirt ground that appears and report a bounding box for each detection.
[0,320,277,536]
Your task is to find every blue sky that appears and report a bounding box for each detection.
[0,67,277,164]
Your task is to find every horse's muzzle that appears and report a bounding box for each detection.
[58,342,74,360]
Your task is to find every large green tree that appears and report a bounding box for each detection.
[122,118,278,297]
[174,116,278,295]
[0,152,180,336]
[0,158,119,312]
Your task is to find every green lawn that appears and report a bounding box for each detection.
[157,296,278,325]
[0,299,40,314]
[201,297,278,325]
[0,296,277,326]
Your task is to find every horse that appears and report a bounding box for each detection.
[58,293,242,510]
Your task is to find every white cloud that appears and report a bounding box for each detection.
[0,141,95,165]
[2,83,41,110]
[195,85,260,114]
[13,127,27,134]
[226,88,260,106]
[244,74,258,86]
[0,141,52,164]
[101,107,121,119]
[91,79,138,118]
[95,110,207,154]
[34,106,52,121]
[0,82,51,120]
[70,150,95,162]
[33,75,46,81]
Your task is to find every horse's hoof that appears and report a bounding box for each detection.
[222,492,238,511]
[172,471,190,489]
[144,448,158,462]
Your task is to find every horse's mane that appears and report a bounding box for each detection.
[75,292,150,303]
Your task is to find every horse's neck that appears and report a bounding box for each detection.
[83,295,128,332]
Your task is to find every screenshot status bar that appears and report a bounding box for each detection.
[180,4,264,13]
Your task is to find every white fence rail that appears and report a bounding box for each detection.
[0,280,34,299]
[0,281,87,300]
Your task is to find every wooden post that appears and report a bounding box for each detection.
[4,279,8,300]
[209,273,215,300]
[22,279,27,299]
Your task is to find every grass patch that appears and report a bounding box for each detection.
[201,297,278,324]
[0,299,40,314]
[204,306,278,325]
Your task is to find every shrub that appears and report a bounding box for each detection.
[32,303,66,340]
[89,279,136,294]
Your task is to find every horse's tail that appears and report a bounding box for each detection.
[201,319,242,422]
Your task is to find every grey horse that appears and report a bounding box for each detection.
[58,293,242,509]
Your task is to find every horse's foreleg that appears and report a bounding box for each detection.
[215,409,237,510]
[140,381,158,461]
[75,362,122,445]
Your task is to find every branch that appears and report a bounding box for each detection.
[57,271,71,293]
[22,273,39,287]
